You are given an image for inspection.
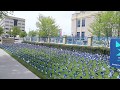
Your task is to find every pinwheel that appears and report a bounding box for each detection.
[0,43,118,79]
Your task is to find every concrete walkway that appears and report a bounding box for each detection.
[0,49,39,79]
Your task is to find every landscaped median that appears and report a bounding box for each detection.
[0,42,119,79]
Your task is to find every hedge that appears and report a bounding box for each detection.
[22,41,110,55]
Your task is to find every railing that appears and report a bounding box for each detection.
[24,36,120,47]
[25,36,88,46]
[92,36,120,47]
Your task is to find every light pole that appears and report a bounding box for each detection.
[10,29,13,37]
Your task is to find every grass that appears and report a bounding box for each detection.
[0,43,119,79]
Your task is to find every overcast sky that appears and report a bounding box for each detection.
[10,11,75,35]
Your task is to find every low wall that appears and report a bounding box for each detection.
[1,38,14,44]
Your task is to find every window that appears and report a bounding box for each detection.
[81,32,85,40]
[14,19,18,26]
[82,19,85,27]
[5,24,9,26]
[10,25,13,27]
[77,32,80,38]
[77,20,80,27]
[5,28,9,30]
[5,21,9,23]
[18,23,21,25]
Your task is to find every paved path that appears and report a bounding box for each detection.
[0,49,39,79]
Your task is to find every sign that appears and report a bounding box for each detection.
[110,39,120,68]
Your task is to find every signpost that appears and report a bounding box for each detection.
[110,39,120,68]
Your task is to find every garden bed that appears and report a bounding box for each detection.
[0,43,119,79]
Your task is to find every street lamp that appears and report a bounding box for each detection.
[10,29,13,37]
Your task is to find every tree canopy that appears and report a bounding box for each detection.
[89,11,115,38]
[11,26,21,37]
[28,30,37,37]
[36,14,60,38]
[89,11,120,46]
[19,31,27,38]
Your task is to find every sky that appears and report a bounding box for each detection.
[10,11,75,35]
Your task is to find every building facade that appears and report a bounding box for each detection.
[0,16,25,35]
[71,11,101,38]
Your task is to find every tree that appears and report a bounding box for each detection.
[0,11,13,18]
[28,30,37,37]
[112,11,120,37]
[11,26,21,38]
[19,31,27,41]
[0,27,4,36]
[89,13,104,41]
[36,14,60,42]
[89,11,115,47]
[28,30,37,42]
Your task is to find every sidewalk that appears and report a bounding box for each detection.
[0,49,39,79]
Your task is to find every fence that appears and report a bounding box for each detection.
[92,36,120,47]
[24,36,120,47]
[25,36,88,45]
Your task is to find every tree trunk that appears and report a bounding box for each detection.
[106,28,109,47]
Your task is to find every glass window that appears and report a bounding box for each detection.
[5,24,9,26]
[77,20,80,27]
[77,32,80,38]
[14,19,18,26]
[5,21,9,23]
[82,19,85,27]
[81,32,85,40]
[5,28,9,30]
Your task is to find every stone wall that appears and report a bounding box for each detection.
[1,38,14,44]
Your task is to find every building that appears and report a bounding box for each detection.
[71,11,101,39]
[0,16,25,36]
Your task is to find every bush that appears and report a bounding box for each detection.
[22,41,110,55]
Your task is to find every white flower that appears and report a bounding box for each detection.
[117,75,120,79]
[117,69,120,72]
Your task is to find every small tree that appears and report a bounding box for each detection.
[36,14,60,42]
[11,26,21,39]
[28,30,37,41]
[89,11,115,47]
[19,31,27,41]
[28,30,37,37]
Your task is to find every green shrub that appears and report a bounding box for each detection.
[22,41,110,55]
